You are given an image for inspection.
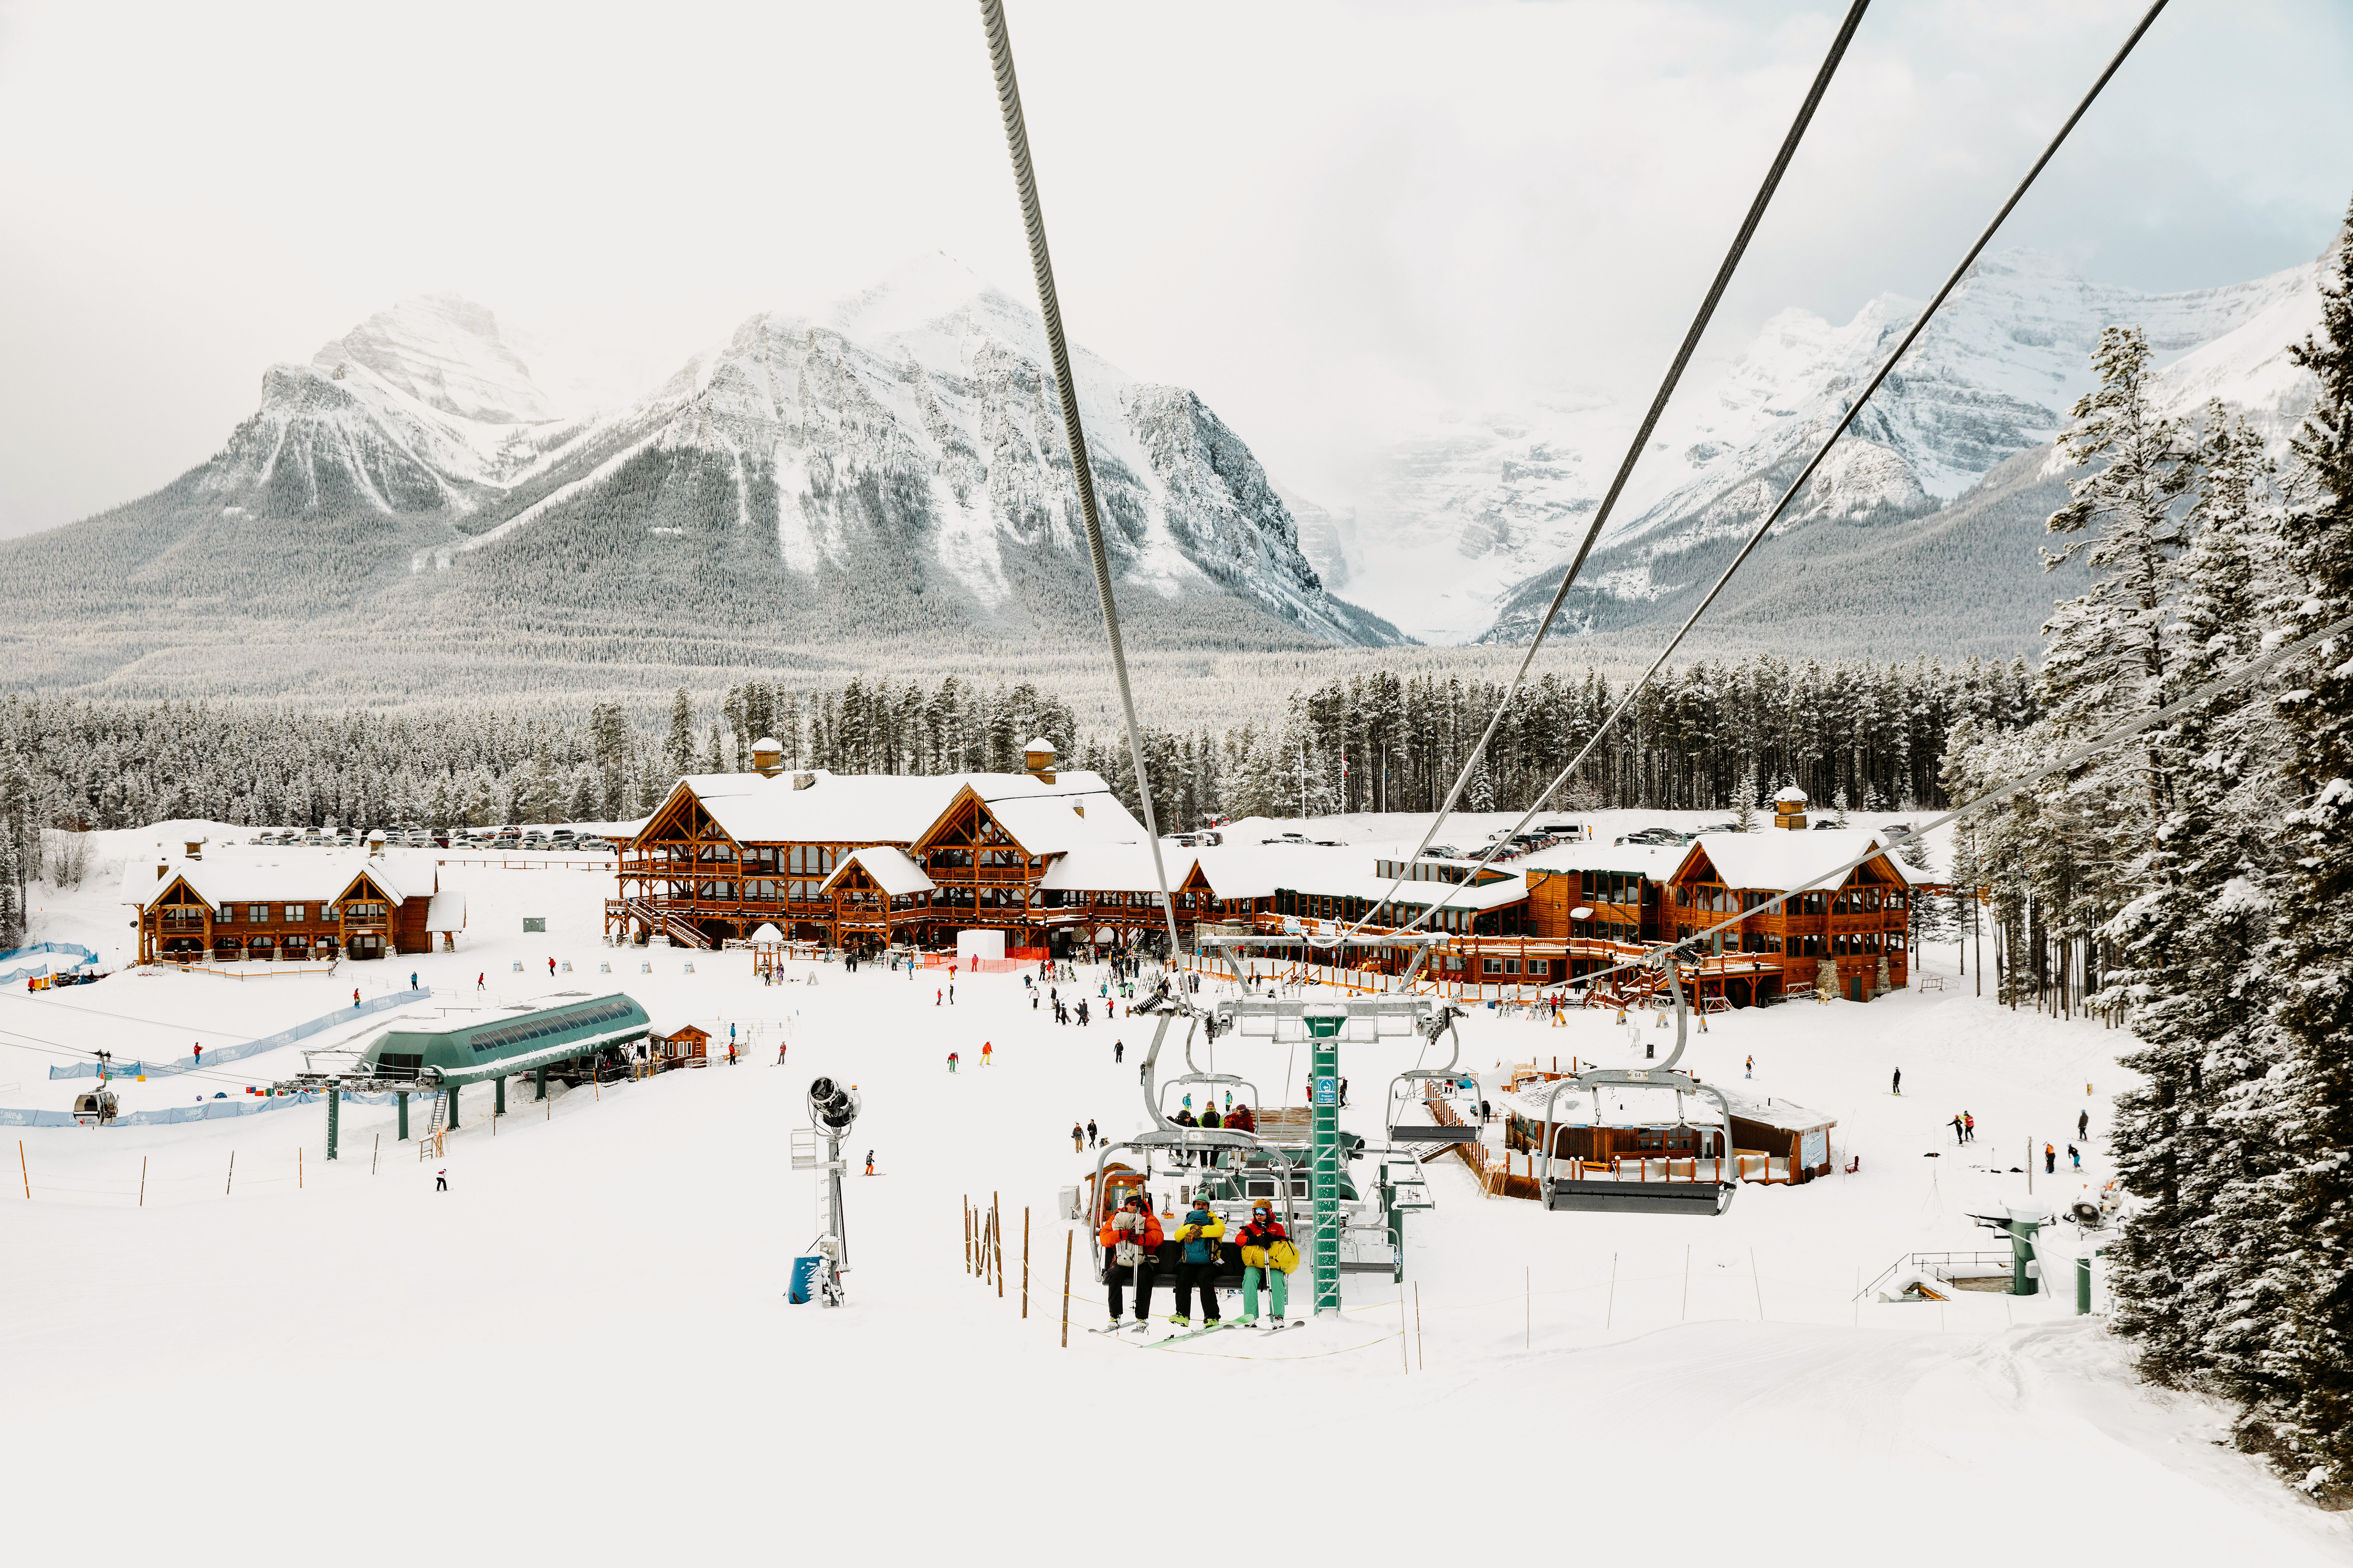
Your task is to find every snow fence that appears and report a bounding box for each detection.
[0,1086,426,1130]
[0,942,99,986]
[44,988,433,1080]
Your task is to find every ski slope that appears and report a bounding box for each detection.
[2,844,2345,1564]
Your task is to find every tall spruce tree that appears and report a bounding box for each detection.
[2246,206,2353,1495]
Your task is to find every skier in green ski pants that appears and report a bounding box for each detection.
[1235,1200,1291,1325]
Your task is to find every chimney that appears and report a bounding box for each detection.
[184,839,204,861]
[1772,787,1809,832]
[750,737,785,778]
[367,830,386,858]
[1023,738,1057,785]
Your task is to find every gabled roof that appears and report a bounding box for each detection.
[1672,830,1897,893]
[123,848,438,909]
[820,847,936,898]
[640,767,1140,849]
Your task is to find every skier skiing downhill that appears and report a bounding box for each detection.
[1891,1068,1902,1096]
[947,1051,959,1073]
[981,1041,992,1067]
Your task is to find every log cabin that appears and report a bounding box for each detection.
[123,837,465,964]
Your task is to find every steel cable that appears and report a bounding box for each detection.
[1364,0,2171,980]
[1556,604,2353,999]
[978,0,1184,961]
[1308,0,1871,954]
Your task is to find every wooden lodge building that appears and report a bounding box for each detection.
[610,740,1185,951]
[124,837,466,964]
[612,749,1919,1002]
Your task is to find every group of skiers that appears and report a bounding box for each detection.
[1168,1097,1254,1164]
[1098,1190,1294,1330]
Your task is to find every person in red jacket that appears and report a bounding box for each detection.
[1098,1192,1163,1327]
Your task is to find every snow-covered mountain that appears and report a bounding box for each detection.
[0,256,1398,688]
[1320,248,2324,646]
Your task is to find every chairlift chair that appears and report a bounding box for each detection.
[1384,1003,1481,1149]
[1535,948,1737,1217]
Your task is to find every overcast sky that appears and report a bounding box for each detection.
[2,0,2348,539]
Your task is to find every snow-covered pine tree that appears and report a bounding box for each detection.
[663,688,694,778]
[2103,406,2274,1383]
[2239,204,2353,1497]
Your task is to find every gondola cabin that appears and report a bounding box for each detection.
[72,1089,119,1126]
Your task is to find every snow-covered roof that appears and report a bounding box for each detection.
[1513,841,1685,884]
[1773,786,1808,804]
[820,847,936,898]
[1039,845,1198,894]
[1496,1078,1832,1135]
[984,791,1140,855]
[1498,1080,1731,1131]
[751,737,782,753]
[122,848,439,909]
[1023,737,1055,754]
[749,922,785,944]
[1705,1082,1836,1134]
[425,890,467,931]
[647,768,1140,851]
[1185,841,1531,912]
[1676,830,1897,892]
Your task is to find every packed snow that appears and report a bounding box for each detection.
[2,823,2346,1563]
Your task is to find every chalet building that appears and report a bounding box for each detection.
[1520,841,1686,977]
[610,740,1163,951]
[1666,803,1915,1005]
[123,838,465,964]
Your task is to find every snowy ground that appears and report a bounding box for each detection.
[3,828,2346,1563]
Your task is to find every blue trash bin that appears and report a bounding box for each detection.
[788,1255,823,1305]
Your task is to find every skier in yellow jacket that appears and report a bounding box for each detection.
[1235,1199,1292,1326]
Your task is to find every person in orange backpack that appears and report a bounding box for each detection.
[1099,1192,1163,1328]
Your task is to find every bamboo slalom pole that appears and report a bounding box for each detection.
[19,1140,28,1199]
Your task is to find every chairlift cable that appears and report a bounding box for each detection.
[1359,0,2172,980]
[1308,0,1870,954]
[1567,604,2353,998]
[978,0,1184,962]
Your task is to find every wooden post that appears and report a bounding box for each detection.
[964,1200,972,1274]
[139,1156,147,1208]
[226,1150,235,1196]
[1062,1229,1073,1348]
[372,1134,379,1176]
[1022,1207,1031,1319]
[298,1146,303,1190]
[994,1192,1004,1299]
[18,1140,27,1200]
